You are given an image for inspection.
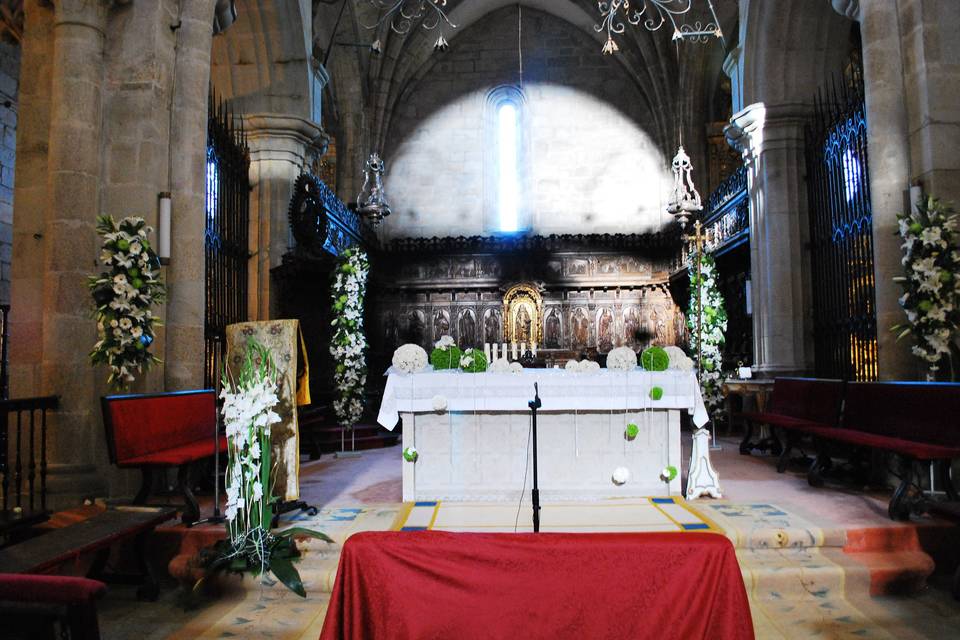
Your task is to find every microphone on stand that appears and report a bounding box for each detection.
[529,383,542,532]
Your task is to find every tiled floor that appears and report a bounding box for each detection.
[93,434,960,639]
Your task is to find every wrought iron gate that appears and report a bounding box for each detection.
[805,70,878,381]
[204,91,250,387]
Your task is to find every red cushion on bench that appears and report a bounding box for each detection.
[739,412,831,432]
[811,428,960,460]
[120,435,227,467]
[103,390,216,464]
[0,574,106,605]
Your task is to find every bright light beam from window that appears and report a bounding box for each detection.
[498,103,519,232]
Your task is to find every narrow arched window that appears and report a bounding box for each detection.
[497,102,520,232]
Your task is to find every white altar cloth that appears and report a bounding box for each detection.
[377,368,709,429]
[377,369,711,502]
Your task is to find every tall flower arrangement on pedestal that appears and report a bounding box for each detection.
[198,340,331,598]
[330,249,369,427]
[688,251,727,415]
[893,194,960,379]
[87,215,165,388]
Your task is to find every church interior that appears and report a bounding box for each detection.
[1,0,960,638]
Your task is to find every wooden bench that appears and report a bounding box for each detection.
[102,390,226,524]
[738,377,845,471]
[807,382,960,520]
[0,574,107,640]
[0,506,175,603]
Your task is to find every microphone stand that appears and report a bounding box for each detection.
[529,383,542,533]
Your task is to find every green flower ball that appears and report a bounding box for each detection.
[430,346,462,370]
[909,221,923,235]
[460,349,488,373]
[918,299,934,313]
[649,386,664,401]
[640,346,669,372]
[625,423,639,439]
[131,278,144,290]
[402,447,418,463]
[117,239,130,251]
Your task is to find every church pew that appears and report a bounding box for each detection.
[101,390,226,524]
[807,382,960,520]
[738,377,845,471]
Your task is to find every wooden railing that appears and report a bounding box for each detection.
[0,395,59,533]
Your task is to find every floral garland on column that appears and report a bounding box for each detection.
[198,340,331,597]
[893,194,960,379]
[330,248,369,427]
[87,215,165,388]
[688,250,727,415]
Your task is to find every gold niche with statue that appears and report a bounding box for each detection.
[503,283,543,346]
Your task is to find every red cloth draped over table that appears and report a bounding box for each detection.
[320,531,754,640]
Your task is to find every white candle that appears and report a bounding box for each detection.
[484,343,491,362]
[521,342,526,356]
[532,341,537,356]
[492,343,499,360]
[512,342,518,360]
[502,343,508,361]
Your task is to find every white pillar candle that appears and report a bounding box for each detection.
[491,343,498,360]
[520,342,526,356]
[502,343,508,361]
[484,343,491,362]
[532,341,537,356]
[511,342,518,360]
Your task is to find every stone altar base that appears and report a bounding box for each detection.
[401,409,681,502]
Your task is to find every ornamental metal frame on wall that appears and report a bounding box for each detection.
[204,90,251,388]
[805,59,878,381]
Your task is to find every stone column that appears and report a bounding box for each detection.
[831,0,915,379]
[727,103,814,377]
[242,113,327,320]
[164,0,218,390]
[40,0,111,503]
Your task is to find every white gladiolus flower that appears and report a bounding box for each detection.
[435,335,455,349]
[612,467,630,485]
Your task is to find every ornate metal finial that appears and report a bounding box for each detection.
[666,145,703,228]
[356,152,391,225]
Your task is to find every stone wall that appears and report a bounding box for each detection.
[0,40,17,306]
[380,7,673,240]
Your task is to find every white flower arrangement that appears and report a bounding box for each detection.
[435,335,456,349]
[612,466,630,485]
[392,343,428,374]
[489,358,512,373]
[221,341,282,533]
[88,215,165,388]
[432,394,448,412]
[606,346,638,371]
[664,346,694,371]
[893,194,960,377]
[688,251,727,415]
[565,359,600,373]
[330,249,369,428]
[199,339,333,598]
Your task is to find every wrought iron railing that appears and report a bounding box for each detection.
[0,396,58,529]
[204,89,250,387]
[805,69,878,381]
[673,165,749,272]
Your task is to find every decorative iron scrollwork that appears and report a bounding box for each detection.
[288,174,329,256]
